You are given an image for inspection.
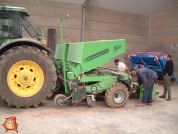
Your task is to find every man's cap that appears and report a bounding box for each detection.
[5,116,17,120]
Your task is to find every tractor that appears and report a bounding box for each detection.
[0,6,157,108]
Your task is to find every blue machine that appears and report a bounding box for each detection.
[128,51,178,83]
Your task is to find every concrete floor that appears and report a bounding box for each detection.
[0,84,178,134]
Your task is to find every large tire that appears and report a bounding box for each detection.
[0,45,57,108]
[105,83,129,108]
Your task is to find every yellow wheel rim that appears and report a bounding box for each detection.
[7,60,44,97]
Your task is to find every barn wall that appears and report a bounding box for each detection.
[85,6,149,68]
[150,0,178,77]
[0,0,149,68]
[0,0,82,43]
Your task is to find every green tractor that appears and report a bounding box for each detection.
[0,6,56,108]
[0,6,157,108]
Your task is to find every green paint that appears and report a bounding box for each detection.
[67,72,75,80]
[59,16,68,93]
[132,83,157,99]
[85,76,116,93]
[53,38,127,94]
[54,39,126,79]
[0,6,27,13]
[83,48,109,63]
[1,39,14,47]
[140,86,157,98]
[0,5,41,48]
[41,27,44,44]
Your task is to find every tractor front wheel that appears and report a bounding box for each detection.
[0,45,57,108]
[87,96,96,107]
[54,94,67,108]
[105,83,129,108]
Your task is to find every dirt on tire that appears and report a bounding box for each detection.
[0,45,57,108]
[105,83,129,108]
[54,94,67,108]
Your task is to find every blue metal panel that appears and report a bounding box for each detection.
[128,51,178,83]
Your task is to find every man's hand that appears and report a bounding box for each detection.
[142,88,145,91]
[140,85,145,91]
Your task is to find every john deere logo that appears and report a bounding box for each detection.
[113,45,121,53]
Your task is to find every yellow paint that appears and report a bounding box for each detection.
[7,60,44,97]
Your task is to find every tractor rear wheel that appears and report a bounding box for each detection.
[0,45,57,108]
[105,83,129,108]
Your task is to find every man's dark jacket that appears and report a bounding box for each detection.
[163,59,174,76]
[136,68,158,89]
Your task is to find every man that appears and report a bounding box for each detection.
[133,67,158,107]
[114,59,129,72]
[159,54,174,101]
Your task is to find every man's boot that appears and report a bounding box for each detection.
[159,95,166,98]
[135,103,145,107]
[166,98,171,101]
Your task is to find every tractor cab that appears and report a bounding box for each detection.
[0,6,41,47]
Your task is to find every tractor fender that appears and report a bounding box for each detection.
[0,38,52,55]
